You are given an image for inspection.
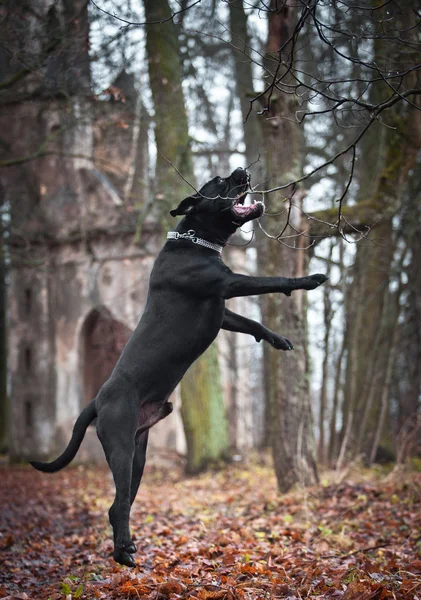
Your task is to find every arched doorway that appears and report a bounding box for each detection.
[80,307,132,404]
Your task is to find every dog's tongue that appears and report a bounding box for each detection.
[233,204,255,216]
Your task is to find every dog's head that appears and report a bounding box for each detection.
[170,167,264,238]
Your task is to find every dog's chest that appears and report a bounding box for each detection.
[170,295,224,353]
[194,296,225,335]
[148,249,225,350]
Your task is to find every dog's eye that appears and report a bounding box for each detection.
[218,177,223,184]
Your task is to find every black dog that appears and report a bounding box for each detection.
[31,167,327,567]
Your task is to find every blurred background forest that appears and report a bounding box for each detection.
[0,0,420,493]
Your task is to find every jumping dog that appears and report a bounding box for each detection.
[31,167,327,567]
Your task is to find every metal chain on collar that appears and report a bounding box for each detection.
[167,230,223,254]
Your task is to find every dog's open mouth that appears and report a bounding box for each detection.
[229,169,264,221]
[231,197,265,220]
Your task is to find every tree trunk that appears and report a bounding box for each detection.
[318,241,333,464]
[258,1,318,491]
[228,0,265,183]
[327,333,345,465]
[0,215,6,452]
[338,0,421,461]
[369,312,399,466]
[144,0,193,227]
[341,105,421,460]
[395,213,421,458]
[144,0,229,473]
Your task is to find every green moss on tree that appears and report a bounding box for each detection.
[181,344,229,474]
[144,0,193,230]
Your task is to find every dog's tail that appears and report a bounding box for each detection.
[30,399,97,473]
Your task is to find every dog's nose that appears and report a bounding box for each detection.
[231,167,249,183]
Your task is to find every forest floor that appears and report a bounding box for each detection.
[0,460,420,600]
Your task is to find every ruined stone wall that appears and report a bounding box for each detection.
[3,86,187,462]
[8,229,187,463]
[8,257,56,460]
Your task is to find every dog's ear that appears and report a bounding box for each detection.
[170,194,200,217]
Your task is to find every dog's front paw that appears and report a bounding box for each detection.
[310,273,328,286]
[303,273,328,290]
[267,333,294,351]
[114,547,137,567]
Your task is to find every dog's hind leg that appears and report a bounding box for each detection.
[97,410,137,568]
[130,430,149,505]
[122,402,172,556]
[123,430,149,555]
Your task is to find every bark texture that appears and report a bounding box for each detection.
[144,0,193,229]
[258,0,318,491]
[0,221,6,451]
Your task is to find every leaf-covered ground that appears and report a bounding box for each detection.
[0,462,420,600]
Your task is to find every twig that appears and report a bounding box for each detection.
[89,0,202,29]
